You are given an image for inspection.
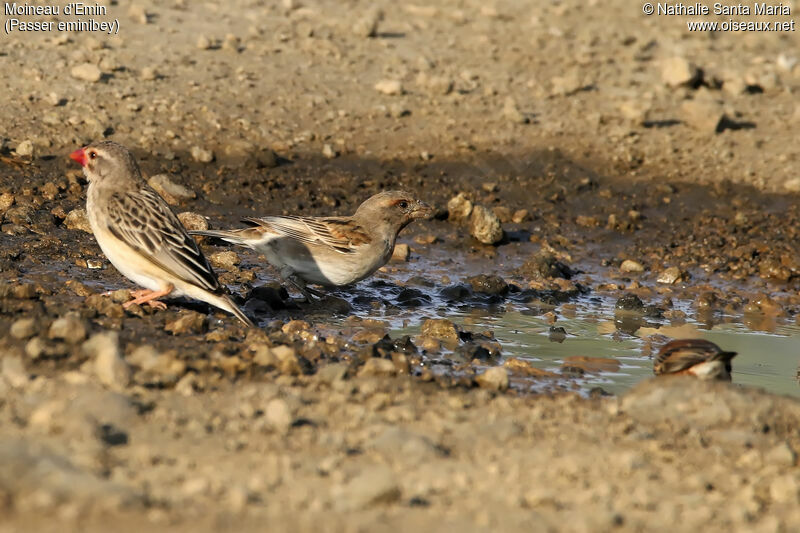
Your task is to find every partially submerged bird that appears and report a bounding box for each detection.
[70,140,253,327]
[653,339,737,381]
[191,191,433,300]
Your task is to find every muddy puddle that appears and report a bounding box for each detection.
[241,242,800,398]
[3,150,800,399]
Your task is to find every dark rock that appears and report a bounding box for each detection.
[373,335,419,358]
[548,326,567,343]
[246,285,290,310]
[615,294,644,312]
[643,305,664,319]
[455,343,492,362]
[395,288,431,307]
[589,387,613,398]
[421,319,460,343]
[315,295,352,314]
[517,251,574,281]
[405,276,435,288]
[466,274,509,295]
[560,365,585,378]
[439,284,472,301]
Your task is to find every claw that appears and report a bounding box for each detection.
[145,300,168,311]
[122,285,174,311]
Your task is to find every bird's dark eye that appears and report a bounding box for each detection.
[398,201,409,209]
[88,151,97,160]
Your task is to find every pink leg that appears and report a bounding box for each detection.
[122,285,174,311]
[129,289,153,299]
[103,288,150,297]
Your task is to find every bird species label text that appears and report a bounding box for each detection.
[3,2,120,35]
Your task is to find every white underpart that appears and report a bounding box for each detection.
[240,232,393,287]
[688,361,729,381]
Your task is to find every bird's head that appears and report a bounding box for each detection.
[356,191,433,232]
[69,140,141,184]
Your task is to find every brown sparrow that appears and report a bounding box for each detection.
[69,140,253,327]
[654,339,737,381]
[190,191,432,300]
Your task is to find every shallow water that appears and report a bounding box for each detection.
[332,256,800,398]
[440,307,800,398]
[385,295,800,398]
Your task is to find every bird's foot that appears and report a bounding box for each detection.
[285,275,324,303]
[122,285,173,311]
[305,286,326,298]
[128,289,156,299]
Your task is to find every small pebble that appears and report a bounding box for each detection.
[64,208,92,233]
[322,144,338,159]
[661,57,701,87]
[14,140,34,157]
[470,205,504,244]
[190,146,215,163]
[70,63,102,83]
[620,260,645,273]
[10,318,37,340]
[374,80,404,95]
[209,251,240,270]
[140,67,158,81]
[475,367,509,391]
[447,193,473,220]
[177,212,208,232]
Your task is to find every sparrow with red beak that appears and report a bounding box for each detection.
[191,191,433,301]
[654,339,737,381]
[70,140,253,327]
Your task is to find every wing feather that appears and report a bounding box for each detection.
[243,215,369,254]
[106,188,220,292]
[654,339,720,375]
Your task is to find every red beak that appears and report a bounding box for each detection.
[69,148,87,167]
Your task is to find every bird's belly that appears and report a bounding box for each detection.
[91,221,177,294]
[267,249,376,286]
[290,254,363,286]
[255,233,391,287]
[316,257,368,286]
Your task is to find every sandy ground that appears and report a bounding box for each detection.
[2,0,800,531]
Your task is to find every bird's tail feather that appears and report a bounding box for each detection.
[205,291,254,327]
[189,229,247,244]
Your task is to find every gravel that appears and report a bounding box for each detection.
[82,332,131,390]
[469,205,504,244]
[63,208,92,233]
[70,63,102,83]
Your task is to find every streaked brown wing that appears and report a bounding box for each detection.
[653,339,720,375]
[107,188,220,292]
[243,215,369,254]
